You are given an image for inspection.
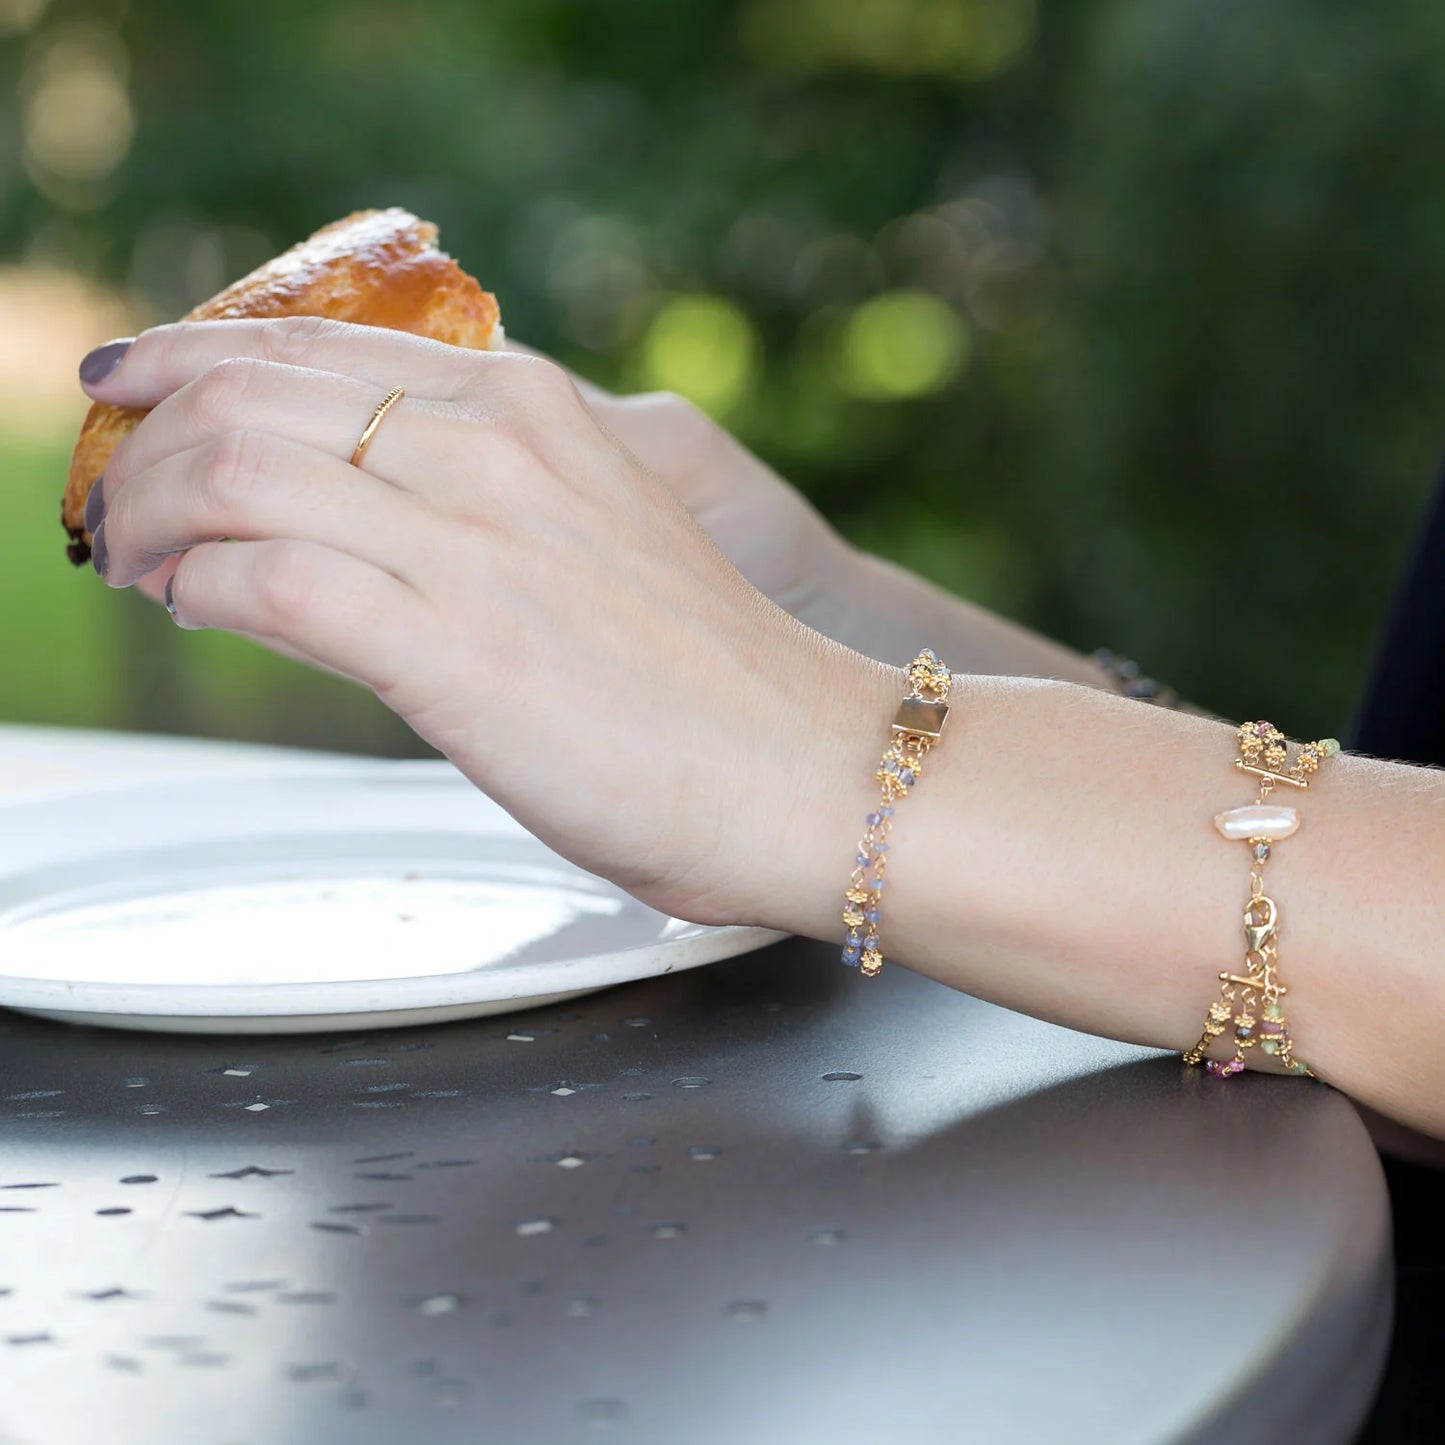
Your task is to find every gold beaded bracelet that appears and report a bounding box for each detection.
[1182,720,1340,1079]
[840,649,953,978]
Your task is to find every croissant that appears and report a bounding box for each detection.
[63,207,503,564]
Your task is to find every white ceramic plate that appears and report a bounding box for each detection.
[0,762,781,1034]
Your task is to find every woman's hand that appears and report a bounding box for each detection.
[498,342,858,632]
[80,317,894,926]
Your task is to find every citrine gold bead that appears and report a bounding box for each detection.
[860,949,883,977]
[843,909,865,927]
[845,888,868,905]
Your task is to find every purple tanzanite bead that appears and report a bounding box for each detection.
[865,909,880,923]
[866,812,881,827]
[899,769,915,786]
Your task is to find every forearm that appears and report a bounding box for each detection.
[773,659,1445,1139]
[814,545,1130,689]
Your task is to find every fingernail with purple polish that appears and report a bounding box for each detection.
[79,338,134,386]
[164,575,177,618]
[83,476,106,535]
[91,521,109,580]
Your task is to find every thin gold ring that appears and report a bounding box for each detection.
[349,385,405,468]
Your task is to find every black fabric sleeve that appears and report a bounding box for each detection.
[1348,458,1445,767]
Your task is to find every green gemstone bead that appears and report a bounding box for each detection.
[1287,1060,1310,1074]
[1263,1003,1284,1020]
[1319,738,1341,757]
[1261,1039,1279,1055]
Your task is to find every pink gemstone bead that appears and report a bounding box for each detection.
[1206,1058,1245,1079]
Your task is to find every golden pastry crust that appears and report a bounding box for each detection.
[63,207,502,563]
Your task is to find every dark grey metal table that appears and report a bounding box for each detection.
[0,732,1393,1445]
[0,941,1394,1445]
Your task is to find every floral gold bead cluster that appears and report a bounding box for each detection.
[841,649,953,979]
[907,650,952,698]
[1235,719,1288,772]
[1183,721,1340,1080]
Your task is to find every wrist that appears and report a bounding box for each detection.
[826,545,911,656]
[809,544,967,670]
[721,632,903,939]
[786,531,874,641]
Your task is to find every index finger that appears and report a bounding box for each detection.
[78,315,515,410]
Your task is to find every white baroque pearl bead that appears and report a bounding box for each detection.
[1213,803,1300,841]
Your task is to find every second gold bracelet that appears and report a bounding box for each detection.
[1183,720,1339,1079]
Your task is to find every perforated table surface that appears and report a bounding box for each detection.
[0,728,1393,1445]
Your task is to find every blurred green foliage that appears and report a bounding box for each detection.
[2,0,1443,750]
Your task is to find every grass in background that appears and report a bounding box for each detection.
[0,432,123,728]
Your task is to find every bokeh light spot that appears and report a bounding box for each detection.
[0,266,142,439]
[639,295,760,416]
[0,0,49,38]
[741,0,1036,82]
[839,291,970,401]
[21,25,134,189]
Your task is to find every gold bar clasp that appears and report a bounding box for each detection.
[892,697,949,741]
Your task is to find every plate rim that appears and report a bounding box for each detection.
[0,922,785,1016]
[0,761,787,1018]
